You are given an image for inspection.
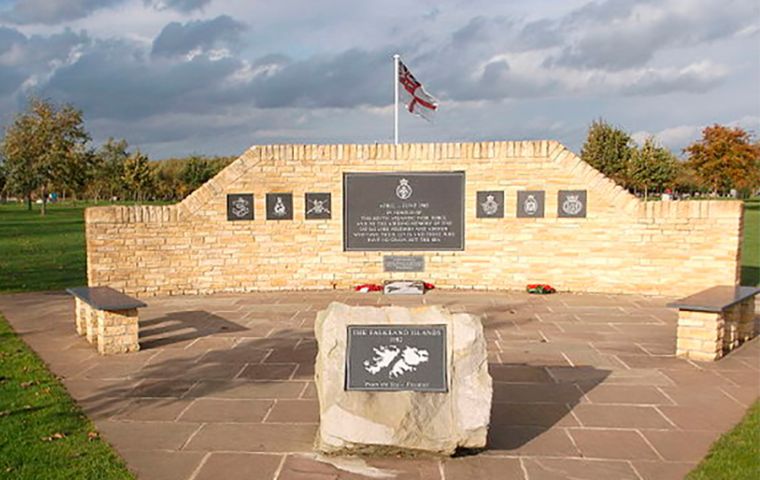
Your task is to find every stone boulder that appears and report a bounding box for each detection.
[314,302,492,455]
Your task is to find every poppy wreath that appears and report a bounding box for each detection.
[354,284,383,292]
[526,284,556,294]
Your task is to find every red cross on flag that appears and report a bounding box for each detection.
[398,59,438,122]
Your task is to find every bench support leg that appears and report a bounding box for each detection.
[75,298,87,336]
[676,310,724,361]
[737,298,756,342]
[96,308,140,355]
[85,305,98,344]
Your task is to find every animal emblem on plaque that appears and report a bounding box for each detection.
[395,178,413,200]
[481,194,499,216]
[562,194,583,215]
[363,345,430,379]
[523,194,538,216]
[273,196,287,217]
[307,199,330,215]
[231,197,250,218]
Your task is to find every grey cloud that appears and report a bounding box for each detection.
[151,15,247,58]
[451,16,512,47]
[245,49,391,109]
[1,0,123,25]
[45,39,243,120]
[0,26,25,53]
[547,0,758,70]
[145,0,212,13]
[515,19,563,51]
[621,68,726,96]
[0,26,89,97]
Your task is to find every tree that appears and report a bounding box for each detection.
[581,119,635,188]
[181,156,215,192]
[88,138,130,201]
[684,125,760,195]
[628,137,678,199]
[672,161,702,194]
[0,158,6,198]
[122,150,154,201]
[0,97,90,214]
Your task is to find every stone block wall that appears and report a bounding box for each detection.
[85,140,744,297]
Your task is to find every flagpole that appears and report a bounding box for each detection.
[393,54,400,146]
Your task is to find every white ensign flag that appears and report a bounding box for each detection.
[398,59,438,122]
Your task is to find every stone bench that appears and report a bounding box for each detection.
[669,286,759,361]
[66,286,146,355]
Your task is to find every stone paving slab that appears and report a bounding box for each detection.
[1,290,758,480]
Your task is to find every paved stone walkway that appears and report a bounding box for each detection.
[1,290,757,480]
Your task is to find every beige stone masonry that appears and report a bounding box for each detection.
[84,140,745,297]
[75,301,140,355]
[74,297,87,336]
[676,300,757,361]
[96,308,140,355]
[84,304,98,344]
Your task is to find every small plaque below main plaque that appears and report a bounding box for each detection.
[266,193,293,220]
[345,324,447,392]
[517,191,545,218]
[305,192,331,220]
[476,191,504,218]
[558,190,587,218]
[384,256,425,272]
[227,194,254,221]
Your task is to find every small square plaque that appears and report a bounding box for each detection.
[345,324,447,392]
[305,192,331,220]
[476,191,504,218]
[517,191,545,218]
[266,193,293,220]
[558,190,587,218]
[227,194,254,221]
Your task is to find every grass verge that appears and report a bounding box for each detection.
[686,400,760,480]
[0,314,134,479]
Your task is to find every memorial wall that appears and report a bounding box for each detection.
[84,140,745,297]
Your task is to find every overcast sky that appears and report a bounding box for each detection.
[0,0,757,159]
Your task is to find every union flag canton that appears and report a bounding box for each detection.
[398,60,438,122]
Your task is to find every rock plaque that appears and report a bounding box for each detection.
[266,193,293,220]
[558,190,587,218]
[226,194,254,221]
[345,324,446,392]
[343,172,465,251]
[517,190,545,218]
[315,303,493,455]
[383,255,425,272]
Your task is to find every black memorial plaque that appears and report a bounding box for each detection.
[227,194,254,221]
[345,324,447,392]
[343,172,465,251]
[517,190,545,218]
[384,255,425,272]
[558,190,587,218]
[305,192,331,220]
[476,191,504,218]
[266,193,293,220]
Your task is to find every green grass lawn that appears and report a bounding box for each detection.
[740,198,759,286]
[0,313,134,479]
[0,202,88,292]
[687,400,760,480]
